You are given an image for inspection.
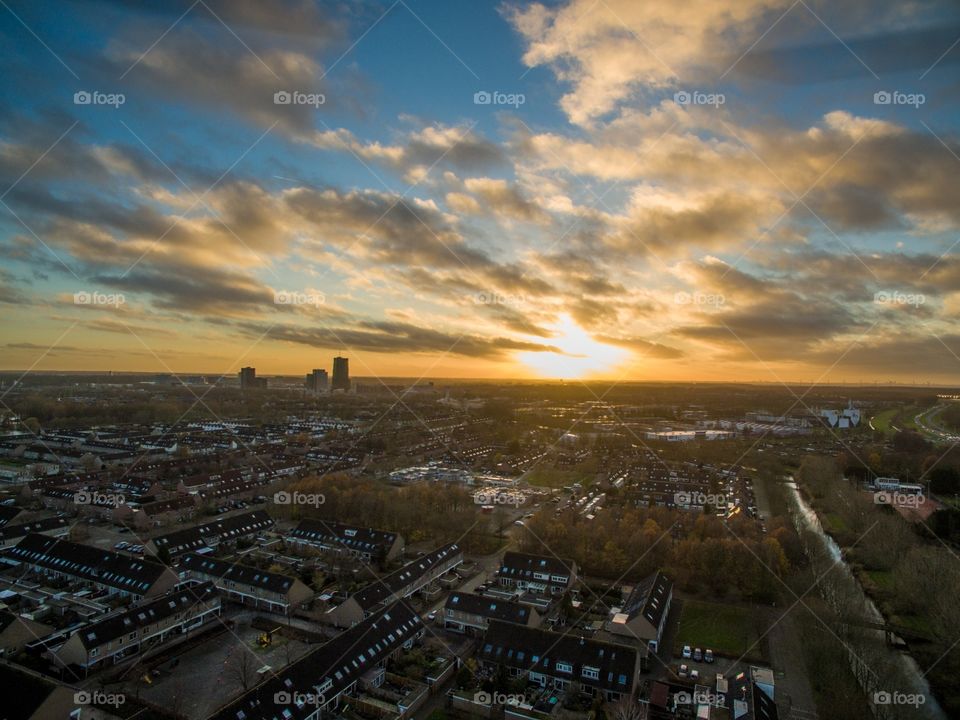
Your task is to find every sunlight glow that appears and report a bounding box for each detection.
[518,315,629,379]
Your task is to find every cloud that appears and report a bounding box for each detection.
[237,319,564,359]
[507,0,790,125]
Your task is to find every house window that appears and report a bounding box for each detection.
[555,662,573,674]
[582,666,599,680]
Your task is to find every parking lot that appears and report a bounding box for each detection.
[122,615,312,719]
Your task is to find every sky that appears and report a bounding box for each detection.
[1,0,960,383]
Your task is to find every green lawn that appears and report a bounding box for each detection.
[898,405,920,431]
[524,466,593,488]
[822,513,849,534]
[869,408,898,434]
[675,600,761,661]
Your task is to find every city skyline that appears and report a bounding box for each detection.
[2,1,960,383]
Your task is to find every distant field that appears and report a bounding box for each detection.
[898,405,921,430]
[823,513,850,535]
[524,466,593,488]
[675,600,762,661]
[870,408,898,434]
[863,569,894,594]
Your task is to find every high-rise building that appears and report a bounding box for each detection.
[239,366,256,390]
[239,366,266,389]
[305,368,328,394]
[331,356,350,392]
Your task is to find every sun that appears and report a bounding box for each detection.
[518,315,629,379]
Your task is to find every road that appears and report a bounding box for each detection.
[914,404,960,444]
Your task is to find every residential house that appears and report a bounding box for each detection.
[0,517,70,548]
[327,543,462,627]
[2,534,179,598]
[286,519,404,564]
[210,602,424,720]
[146,509,274,557]
[178,553,314,614]
[496,551,577,596]
[478,621,638,703]
[443,591,540,635]
[605,570,673,652]
[54,582,221,669]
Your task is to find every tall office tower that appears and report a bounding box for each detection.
[314,368,329,392]
[331,356,350,392]
[306,368,328,395]
[239,366,256,390]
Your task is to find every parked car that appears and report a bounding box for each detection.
[690,669,700,681]
[705,649,715,663]
[427,610,438,621]
[682,645,692,659]
[114,541,128,550]
[678,664,689,678]
[693,648,703,662]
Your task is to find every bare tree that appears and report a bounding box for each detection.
[226,646,257,691]
[608,696,648,720]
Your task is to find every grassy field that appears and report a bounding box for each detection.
[822,512,850,534]
[869,408,898,434]
[675,600,762,661]
[524,466,594,488]
[863,569,894,593]
[898,405,920,431]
